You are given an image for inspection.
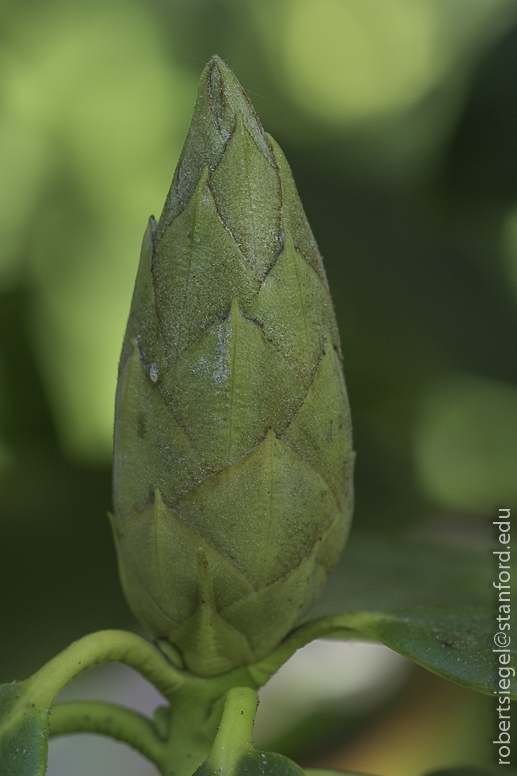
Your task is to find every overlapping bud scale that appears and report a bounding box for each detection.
[112,57,354,676]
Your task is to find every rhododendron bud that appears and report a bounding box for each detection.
[111,56,354,677]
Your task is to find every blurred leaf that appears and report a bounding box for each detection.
[271,0,439,123]
[0,0,195,462]
[264,708,372,765]
[312,534,492,616]
[503,204,517,303]
[251,0,514,127]
[0,680,48,776]
[0,288,59,448]
[447,19,517,199]
[0,447,128,684]
[414,375,517,512]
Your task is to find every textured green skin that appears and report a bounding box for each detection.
[112,57,354,676]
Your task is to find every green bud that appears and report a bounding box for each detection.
[112,56,354,677]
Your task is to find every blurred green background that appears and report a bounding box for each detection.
[1,0,517,774]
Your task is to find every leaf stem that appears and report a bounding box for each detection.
[206,687,258,772]
[247,613,374,686]
[25,630,186,711]
[49,700,165,766]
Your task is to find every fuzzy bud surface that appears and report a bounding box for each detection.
[112,57,354,676]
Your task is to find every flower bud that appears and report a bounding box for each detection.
[112,57,354,676]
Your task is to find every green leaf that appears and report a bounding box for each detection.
[198,750,306,776]
[252,606,511,699]
[235,751,305,776]
[0,680,49,776]
[333,606,512,698]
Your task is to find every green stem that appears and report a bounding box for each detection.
[49,700,165,766]
[156,686,259,776]
[7,616,367,776]
[203,687,258,773]
[156,679,231,776]
[16,628,267,776]
[25,630,185,711]
[248,613,374,686]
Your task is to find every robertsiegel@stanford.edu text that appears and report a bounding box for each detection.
[494,508,513,765]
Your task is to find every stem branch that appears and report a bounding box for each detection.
[26,630,186,711]
[50,700,165,765]
[248,613,374,686]
[207,687,258,771]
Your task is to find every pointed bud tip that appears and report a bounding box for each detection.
[201,56,263,143]
[205,55,236,87]
[204,56,244,125]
